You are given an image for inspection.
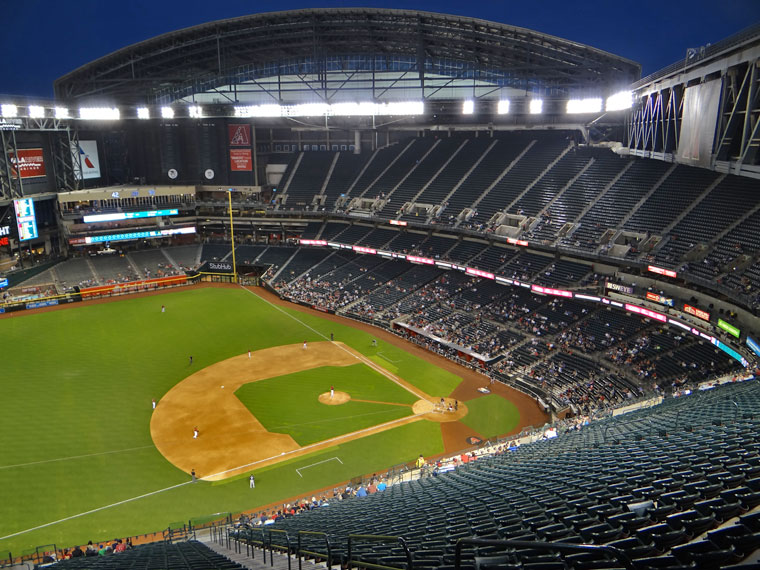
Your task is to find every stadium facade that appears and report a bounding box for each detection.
[1,8,759,382]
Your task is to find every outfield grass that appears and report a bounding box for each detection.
[235,364,416,445]
[0,287,458,556]
[459,394,521,438]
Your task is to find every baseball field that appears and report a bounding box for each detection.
[0,284,545,558]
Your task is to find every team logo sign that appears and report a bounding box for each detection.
[466,436,483,445]
[228,124,251,146]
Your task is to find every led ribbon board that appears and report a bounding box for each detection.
[83,209,179,223]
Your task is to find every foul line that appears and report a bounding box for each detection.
[204,409,427,480]
[296,456,343,478]
[242,286,431,402]
[0,481,190,542]
[0,445,156,471]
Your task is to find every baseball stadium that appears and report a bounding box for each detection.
[1,7,760,570]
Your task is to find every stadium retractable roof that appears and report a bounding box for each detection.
[55,8,640,105]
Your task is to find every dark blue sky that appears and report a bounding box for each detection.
[2,0,759,99]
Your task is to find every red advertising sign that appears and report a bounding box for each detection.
[230,149,252,171]
[648,265,677,278]
[9,148,46,179]
[228,124,251,146]
[684,303,710,321]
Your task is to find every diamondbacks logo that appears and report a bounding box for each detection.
[466,436,483,445]
[228,124,251,146]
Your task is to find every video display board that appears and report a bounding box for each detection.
[14,198,38,241]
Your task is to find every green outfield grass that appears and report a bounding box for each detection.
[459,394,521,438]
[0,286,458,556]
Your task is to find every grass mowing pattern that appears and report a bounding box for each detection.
[459,395,521,438]
[235,364,415,445]
[0,287,456,555]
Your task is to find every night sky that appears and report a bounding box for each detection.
[2,0,759,99]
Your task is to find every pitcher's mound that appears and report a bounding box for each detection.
[318,391,350,405]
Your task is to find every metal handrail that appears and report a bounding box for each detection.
[267,529,292,570]
[347,534,412,570]
[454,537,634,570]
[297,530,333,570]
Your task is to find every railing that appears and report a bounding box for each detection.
[297,530,335,570]
[454,537,634,570]
[347,535,411,570]
[267,529,293,569]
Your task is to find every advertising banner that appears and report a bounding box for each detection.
[230,148,252,171]
[9,148,46,179]
[71,140,101,180]
[228,124,251,146]
[677,79,721,168]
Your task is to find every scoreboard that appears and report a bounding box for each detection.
[14,198,38,241]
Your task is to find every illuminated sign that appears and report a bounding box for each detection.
[625,303,667,322]
[71,140,101,179]
[352,245,377,255]
[718,319,741,339]
[389,220,408,226]
[83,209,179,223]
[575,294,601,301]
[466,267,495,280]
[712,338,748,367]
[747,337,760,358]
[668,318,692,331]
[0,224,9,246]
[406,255,435,265]
[299,239,327,246]
[683,304,710,321]
[14,198,38,241]
[648,265,677,278]
[8,148,45,179]
[70,226,196,245]
[230,148,252,171]
[0,277,7,288]
[506,237,529,246]
[606,282,635,294]
[646,291,674,306]
[531,285,573,298]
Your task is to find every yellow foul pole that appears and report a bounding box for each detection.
[228,190,238,284]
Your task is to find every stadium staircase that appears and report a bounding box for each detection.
[466,140,537,219]
[198,528,325,570]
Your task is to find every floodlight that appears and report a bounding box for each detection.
[497,100,510,115]
[79,107,120,121]
[567,98,602,114]
[606,90,633,111]
[161,106,174,119]
[287,103,330,117]
[1,104,18,118]
[54,107,70,119]
[234,104,281,118]
[188,105,203,118]
[28,105,45,118]
[137,107,150,120]
[529,99,543,114]
[462,100,474,115]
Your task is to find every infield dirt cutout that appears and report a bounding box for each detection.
[150,341,466,481]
